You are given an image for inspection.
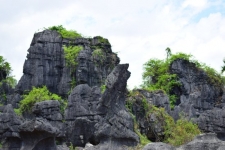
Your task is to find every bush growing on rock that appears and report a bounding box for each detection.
[126,90,201,147]
[17,86,64,114]
[142,51,225,108]
[0,55,17,88]
[48,25,82,39]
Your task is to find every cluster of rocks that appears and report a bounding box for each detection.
[0,29,225,149]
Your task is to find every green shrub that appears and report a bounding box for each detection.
[142,52,225,108]
[147,105,200,146]
[18,86,62,113]
[100,84,106,93]
[132,114,150,147]
[0,56,11,76]
[48,25,82,39]
[164,116,201,146]
[95,36,109,44]
[63,45,83,70]
[127,90,201,146]
[92,49,106,65]
[0,56,17,88]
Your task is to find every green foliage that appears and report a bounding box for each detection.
[71,77,76,89]
[142,58,180,108]
[164,116,201,146]
[14,108,21,116]
[132,114,150,147]
[143,52,225,108]
[69,142,77,150]
[165,47,171,60]
[100,84,106,93]
[95,36,109,44]
[63,45,83,91]
[63,45,83,70]
[146,104,200,146]
[18,86,62,113]
[0,56,11,76]
[92,49,106,65]
[0,76,17,88]
[48,25,82,39]
[0,56,17,88]
[127,91,201,146]
[222,59,225,73]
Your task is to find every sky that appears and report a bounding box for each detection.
[0,0,225,89]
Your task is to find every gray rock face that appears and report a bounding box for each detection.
[16,30,63,96]
[177,133,225,150]
[64,84,102,147]
[32,100,64,138]
[33,100,63,121]
[93,64,139,149]
[127,89,170,142]
[197,107,225,133]
[0,81,14,105]
[15,30,119,98]
[0,104,22,150]
[142,142,175,150]
[170,59,225,132]
[19,118,59,150]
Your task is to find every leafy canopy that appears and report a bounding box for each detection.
[0,56,11,76]
[48,25,82,39]
[0,55,17,88]
[18,86,62,113]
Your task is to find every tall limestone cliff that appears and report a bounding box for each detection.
[15,30,119,98]
[170,59,225,133]
[0,29,138,150]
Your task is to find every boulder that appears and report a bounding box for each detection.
[19,118,60,150]
[0,104,22,150]
[170,59,225,133]
[93,64,139,149]
[177,133,225,150]
[127,89,170,142]
[64,84,102,147]
[15,30,119,98]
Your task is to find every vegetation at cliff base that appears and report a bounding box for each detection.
[0,56,17,88]
[142,49,225,109]
[16,86,63,114]
[126,90,201,147]
[0,56,11,77]
[48,25,82,39]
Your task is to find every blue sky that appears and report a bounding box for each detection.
[0,0,225,88]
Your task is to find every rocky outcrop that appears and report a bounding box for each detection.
[15,30,119,98]
[19,118,60,150]
[32,100,64,139]
[126,89,170,142]
[0,81,14,105]
[91,64,139,149]
[177,133,225,150]
[0,104,22,150]
[170,59,225,133]
[64,84,102,147]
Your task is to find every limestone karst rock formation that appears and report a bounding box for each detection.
[1,28,225,150]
